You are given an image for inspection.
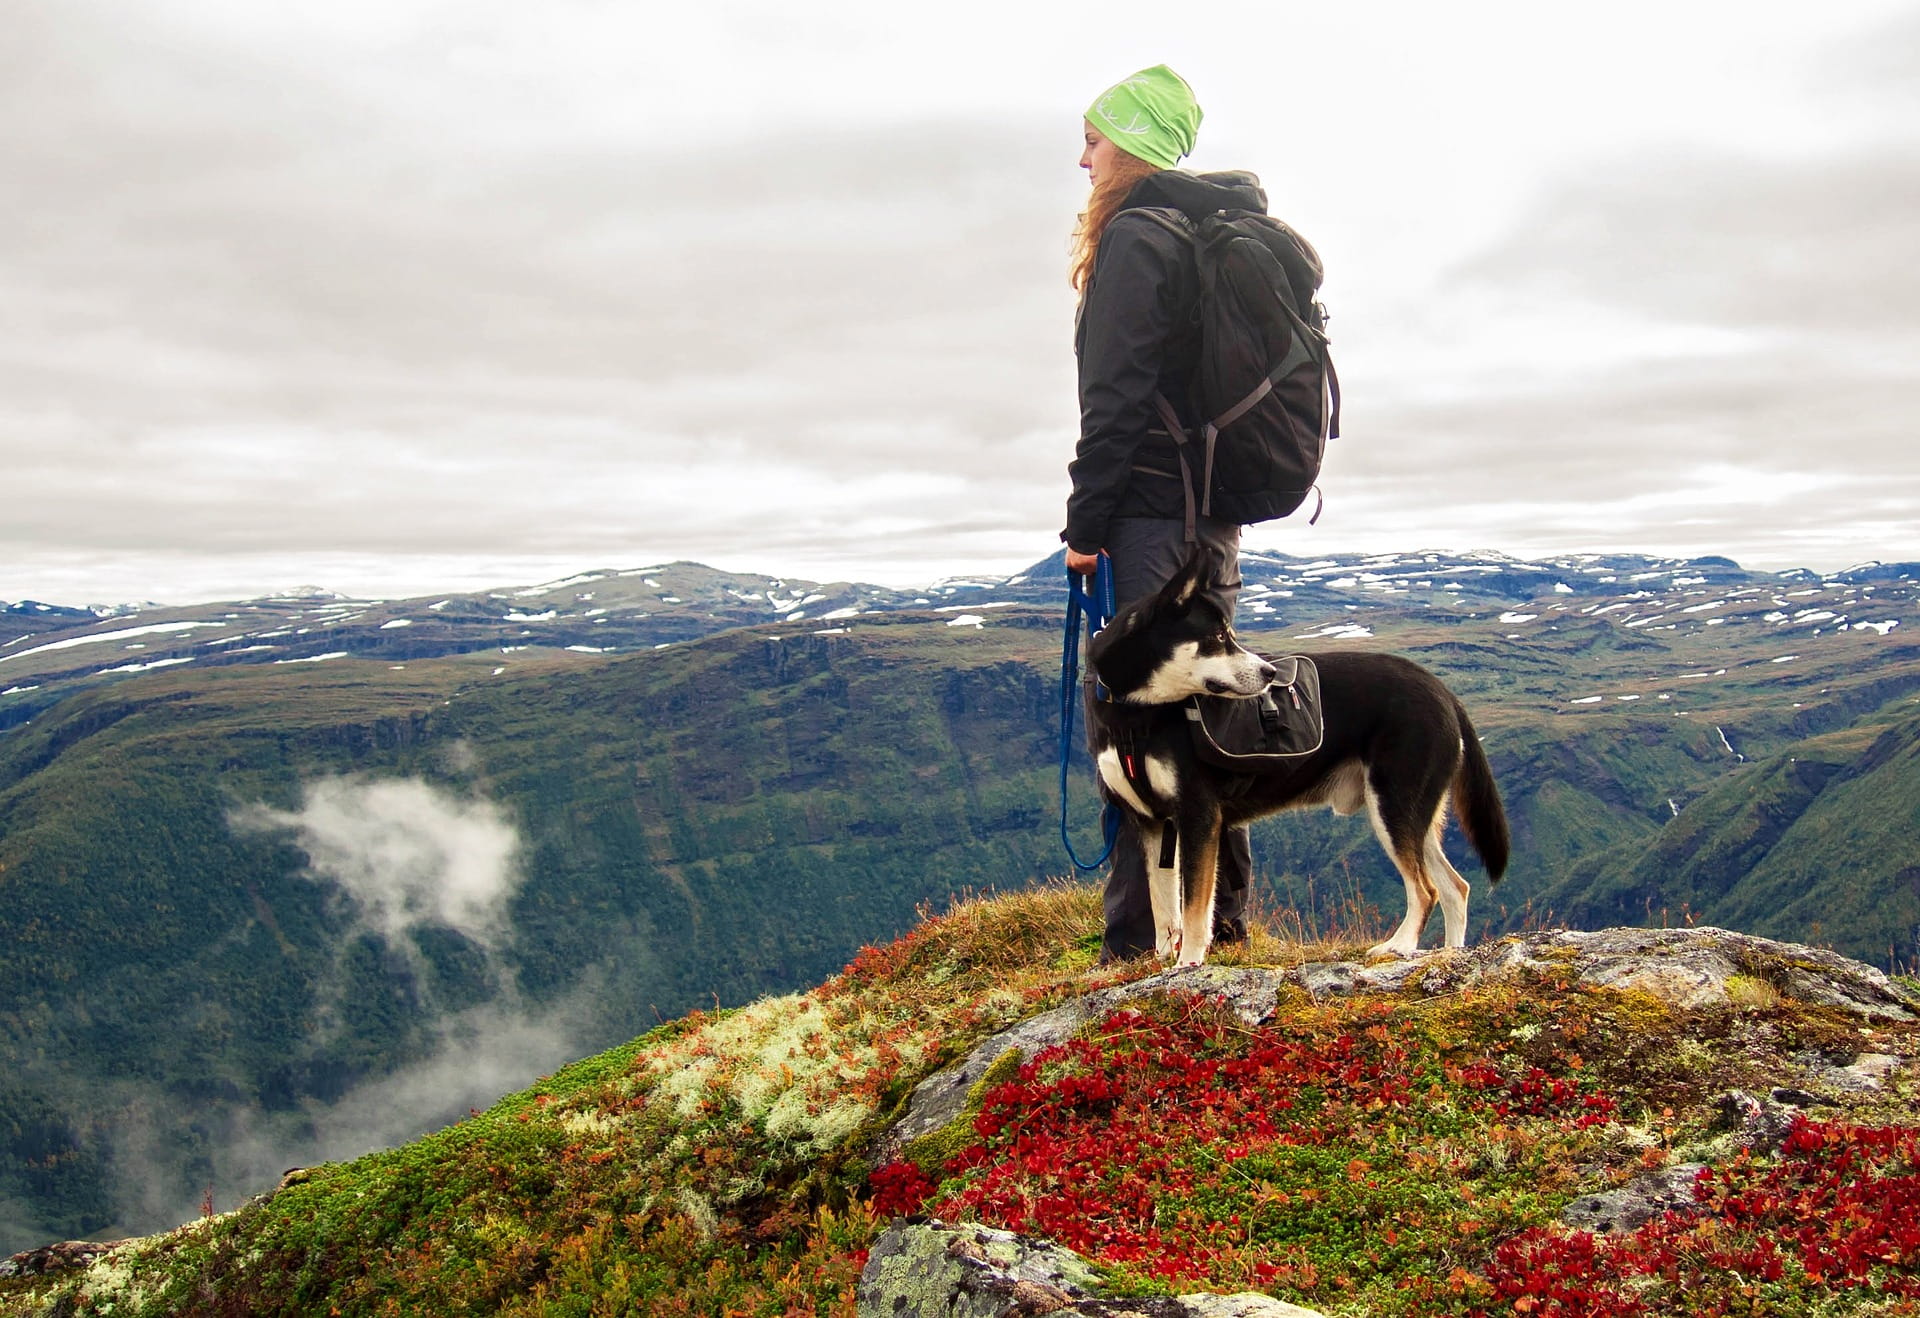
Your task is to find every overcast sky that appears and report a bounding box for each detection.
[5,1,1917,605]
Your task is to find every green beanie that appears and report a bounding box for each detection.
[1086,65,1202,170]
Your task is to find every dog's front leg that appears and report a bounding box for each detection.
[1175,808,1222,967]
[1143,822,1182,960]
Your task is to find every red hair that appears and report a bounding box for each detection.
[1069,146,1163,293]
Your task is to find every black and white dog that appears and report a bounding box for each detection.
[1086,548,1509,966]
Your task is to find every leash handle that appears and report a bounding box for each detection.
[1066,554,1116,695]
[1059,554,1120,871]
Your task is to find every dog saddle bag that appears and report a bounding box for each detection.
[1184,655,1324,769]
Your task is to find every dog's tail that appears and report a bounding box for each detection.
[1452,702,1510,882]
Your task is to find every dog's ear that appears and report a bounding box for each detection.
[1162,544,1212,615]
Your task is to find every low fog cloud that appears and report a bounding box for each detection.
[5,773,598,1245]
[66,777,591,1233]
[108,995,595,1234]
[233,776,522,951]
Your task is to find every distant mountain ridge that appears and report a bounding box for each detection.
[4,549,1910,707]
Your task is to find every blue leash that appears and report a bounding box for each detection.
[1059,556,1121,870]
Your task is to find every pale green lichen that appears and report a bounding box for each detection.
[622,985,943,1156]
[76,1249,142,1312]
[563,1110,623,1136]
[674,1187,719,1237]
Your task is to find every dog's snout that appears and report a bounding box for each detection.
[1256,658,1278,686]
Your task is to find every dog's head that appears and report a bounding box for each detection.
[1089,547,1277,705]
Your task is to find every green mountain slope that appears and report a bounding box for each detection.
[1538,710,1920,955]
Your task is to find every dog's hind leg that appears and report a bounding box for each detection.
[1427,818,1472,948]
[1143,822,1182,961]
[1364,788,1438,959]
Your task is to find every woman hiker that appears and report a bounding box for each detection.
[1062,65,1262,963]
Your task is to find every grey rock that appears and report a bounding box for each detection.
[1835,1052,1903,1090]
[1295,957,1428,998]
[1560,1163,1706,1234]
[1173,1295,1328,1317]
[1278,927,1919,1020]
[0,1240,121,1280]
[1712,1089,1802,1152]
[1790,1049,1908,1094]
[857,1220,1101,1317]
[1577,947,1742,1011]
[855,1221,1328,1317]
[1294,962,1363,999]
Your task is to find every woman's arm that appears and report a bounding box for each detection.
[1062,214,1186,556]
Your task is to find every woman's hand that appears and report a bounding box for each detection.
[1065,548,1103,576]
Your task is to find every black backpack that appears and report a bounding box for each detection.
[1142,209,1340,538]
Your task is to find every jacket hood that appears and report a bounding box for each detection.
[1122,169,1267,219]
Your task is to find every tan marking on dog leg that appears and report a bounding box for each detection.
[1177,828,1220,967]
[1320,760,1368,816]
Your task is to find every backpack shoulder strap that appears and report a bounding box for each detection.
[1124,205,1196,243]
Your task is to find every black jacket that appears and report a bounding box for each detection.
[1062,169,1271,555]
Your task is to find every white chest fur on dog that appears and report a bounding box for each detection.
[1095,747,1178,818]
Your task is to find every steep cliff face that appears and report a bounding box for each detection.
[3,889,1916,1318]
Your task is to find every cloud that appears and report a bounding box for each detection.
[1445,150,1920,337]
[4,773,594,1249]
[1808,5,1920,120]
[47,776,592,1237]
[0,2,1085,562]
[103,993,596,1237]
[232,777,522,950]
[5,1,1919,601]
[1302,17,1920,573]
[0,6,1083,589]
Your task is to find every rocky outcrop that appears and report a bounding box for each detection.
[0,1239,121,1281]
[1559,1163,1709,1235]
[856,1221,1328,1318]
[881,927,1915,1166]
[868,928,1916,1316]
[1286,926,1916,1020]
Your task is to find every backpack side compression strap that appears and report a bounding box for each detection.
[1152,391,1200,545]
